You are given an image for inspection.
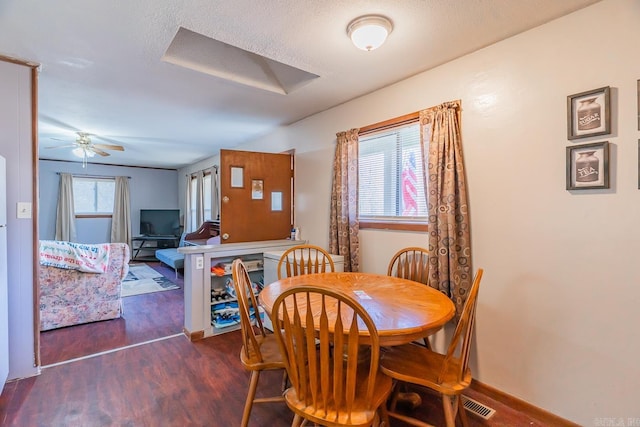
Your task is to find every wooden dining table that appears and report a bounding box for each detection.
[259,271,456,347]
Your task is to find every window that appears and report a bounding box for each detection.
[189,173,212,230]
[358,119,427,231]
[73,177,115,216]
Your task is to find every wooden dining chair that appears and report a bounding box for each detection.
[231,259,287,427]
[387,247,431,348]
[387,247,429,285]
[271,286,392,427]
[277,244,335,279]
[379,269,484,427]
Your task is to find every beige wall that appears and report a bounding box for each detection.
[235,0,640,423]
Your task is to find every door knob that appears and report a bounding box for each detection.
[222,233,229,240]
[222,196,229,203]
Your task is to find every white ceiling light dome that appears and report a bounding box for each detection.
[347,15,393,51]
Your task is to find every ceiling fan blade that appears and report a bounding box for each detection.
[46,144,76,149]
[39,115,81,133]
[91,147,110,157]
[92,143,124,151]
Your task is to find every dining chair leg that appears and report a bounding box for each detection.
[378,400,391,427]
[241,370,260,427]
[457,394,470,427]
[442,395,456,427]
[291,414,304,427]
[388,380,401,412]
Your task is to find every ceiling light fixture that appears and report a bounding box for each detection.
[72,146,95,168]
[347,15,393,51]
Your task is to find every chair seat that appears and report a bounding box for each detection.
[284,362,392,427]
[380,343,471,395]
[239,333,285,371]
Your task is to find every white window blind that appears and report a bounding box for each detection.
[358,122,427,221]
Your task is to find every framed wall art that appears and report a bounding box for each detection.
[251,179,264,199]
[566,141,609,190]
[567,86,610,140]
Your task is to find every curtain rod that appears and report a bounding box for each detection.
[57,172,131,179]
[186,165,218,177]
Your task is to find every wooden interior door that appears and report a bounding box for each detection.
[220,149,293,243]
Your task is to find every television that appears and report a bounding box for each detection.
[139,209,181,237]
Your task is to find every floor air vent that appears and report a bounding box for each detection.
[462,396,496,420]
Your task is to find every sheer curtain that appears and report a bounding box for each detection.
[194,170,204,227]
[55,173,76,242]
[420,100,472,318]
[210,166,219,220]
[111,176,132,248]
[329,129,360,272]
[184,174,192,232]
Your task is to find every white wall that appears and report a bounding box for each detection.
[230,0,640,422]
[0,60,37,380]
[39,160,179,242]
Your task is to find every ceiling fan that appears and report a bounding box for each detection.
[48,132,125,167]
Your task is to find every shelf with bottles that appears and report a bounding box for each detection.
[209,275,264,306]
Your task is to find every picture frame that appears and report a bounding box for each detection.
[567,86,610,140]
[566,141,609,190]
[251,179,264,200]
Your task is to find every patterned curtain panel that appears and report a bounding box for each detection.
[329,129,360,272]
[420,100,472,318]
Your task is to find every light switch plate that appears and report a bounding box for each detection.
[17,202,32,219]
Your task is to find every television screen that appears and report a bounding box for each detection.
[140,209,180,236]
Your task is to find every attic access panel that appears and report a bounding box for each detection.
[163,27,319,94]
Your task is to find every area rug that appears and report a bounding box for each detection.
[122,263,179,297]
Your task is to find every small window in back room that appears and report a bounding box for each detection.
[73,177,115,215]
[358,121,427,229]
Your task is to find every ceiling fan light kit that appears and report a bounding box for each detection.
[347,15,393,51]
[49,131,125,167]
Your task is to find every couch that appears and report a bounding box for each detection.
[155,232,187,278]
[39,242,130,331]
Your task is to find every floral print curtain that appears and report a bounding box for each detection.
[420,100,473,318]
[329,129,360,272]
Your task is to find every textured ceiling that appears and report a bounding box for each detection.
[0,0,601,169]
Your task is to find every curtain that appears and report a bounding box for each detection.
[420,100,472,318]
[55,173,76,242]
[210,166,219,220]
[111,176,132,248]
[184,174,192,232]
[195,170,204,227]
[329,129,360,272]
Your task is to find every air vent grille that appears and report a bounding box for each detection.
[462,395,496,420]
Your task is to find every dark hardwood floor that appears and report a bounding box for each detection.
[40,261,185,366]
[2,262,552,426]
